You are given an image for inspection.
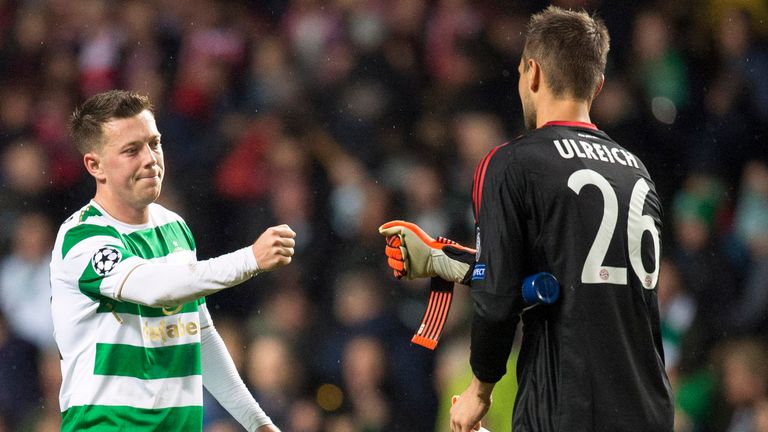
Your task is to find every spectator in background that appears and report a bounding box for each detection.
[401,162,451,236]
[692,6,766,186]
[322,415,356,432]
[265,152,312,231]
[0,85,35,147]
[756,399,768,432]
[631,9,689,122]
[341,336,392,432]
[1,140,49,204]
[727,160,768,336]
[0,211,56,350]
[450,111,507,235]
[425,0,482,88]
[655,257,713,431]
[281,0,341,78]
[3,7,48,82]
[316,267,395,383]
[0,139,54,253]
[284,398,323,432]
[313,129,393,264]
[29,347,64,431]
[169,0,246,123]
[161,0,248,198]
[316,45,393,169]
[214,116,286,253]
[75,0,121,97]
[119,0,170,113]
[0,311,42,430]
[718,338,768,432]
[696,68,756,184]
[713,7,768,123]
[671,174,738,350]
[245,335,305,428]
[690,6,768,185]
[119,0,165,86]
[626,7,690,203]
[249,277,317,354]
[33,89,85,194]
[242,36,304,114]
[656,257,696,379]
[321,268,437,432]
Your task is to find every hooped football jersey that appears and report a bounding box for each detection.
[50,201,210,431]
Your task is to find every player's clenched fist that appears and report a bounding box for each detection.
[251,224,296,271]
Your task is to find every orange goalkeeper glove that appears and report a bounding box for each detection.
[379,220,476,284]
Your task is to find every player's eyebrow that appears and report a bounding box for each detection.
[120,134,161,149]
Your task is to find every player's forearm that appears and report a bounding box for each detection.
[117,247,260,307]
[201,324,273,431]
[468,376,495,402]
[469,294,520,383]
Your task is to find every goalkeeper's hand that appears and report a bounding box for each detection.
[379,220,476,283]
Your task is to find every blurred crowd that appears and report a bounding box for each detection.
[0,0,766,431]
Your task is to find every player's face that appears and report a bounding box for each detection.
[518,58,537,130]
[93,110,164,214]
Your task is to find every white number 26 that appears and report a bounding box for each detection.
[568,169,660,289]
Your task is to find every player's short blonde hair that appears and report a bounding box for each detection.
[523,6,610,101]
[70,90,153,155]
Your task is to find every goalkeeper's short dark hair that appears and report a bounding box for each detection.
[523,6,610,101]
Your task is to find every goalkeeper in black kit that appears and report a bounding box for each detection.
[380,6,673,432]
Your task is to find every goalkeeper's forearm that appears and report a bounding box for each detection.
[117,247,260,307]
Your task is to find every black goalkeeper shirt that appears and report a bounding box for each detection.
[469,121,673,432]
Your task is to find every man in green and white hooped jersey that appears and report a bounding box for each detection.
[50,90,295,432]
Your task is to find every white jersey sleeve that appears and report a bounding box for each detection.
[59,226,147,301]
[56,210,260,308]
[199,304,273,431]
[118,247,260,307]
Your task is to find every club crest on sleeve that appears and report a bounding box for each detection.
[92,247,122,276]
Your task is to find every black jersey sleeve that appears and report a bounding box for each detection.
[469,144,528,383]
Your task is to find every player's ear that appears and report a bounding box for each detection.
[593,74,605,100]
[84,152,106,181]
[527,59,540,93]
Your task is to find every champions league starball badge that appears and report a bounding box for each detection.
[92,247,122,276]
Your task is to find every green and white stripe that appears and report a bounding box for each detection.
[61,405,203,432]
